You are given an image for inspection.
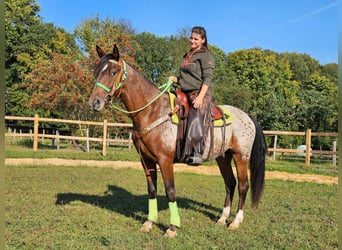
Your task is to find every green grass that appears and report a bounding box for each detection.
[5,139,338,176]
[5,165,337,249]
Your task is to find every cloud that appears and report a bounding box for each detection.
[287,1,339,24]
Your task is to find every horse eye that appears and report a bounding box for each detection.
[111,72,116,76]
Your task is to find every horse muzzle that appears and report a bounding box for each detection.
[89,97,105,112]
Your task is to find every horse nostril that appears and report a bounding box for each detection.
[90,98,102,111]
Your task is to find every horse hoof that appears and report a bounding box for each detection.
[140,221,153,232]
[216,219,227,226]
[228,222,239,230]
[164,228,177,238]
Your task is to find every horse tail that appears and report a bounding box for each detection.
[249,115,266,207]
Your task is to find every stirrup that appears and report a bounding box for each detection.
[187,153,203,166]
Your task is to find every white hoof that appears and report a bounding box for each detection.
[216,217,227,226]
[228,221,240,230]
[164,228,177,238]
[228,210,244,230]
[140,220,153,232]
[217,207,230,226]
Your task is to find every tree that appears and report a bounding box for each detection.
[74,16,138,66]
[226,48,299,130]
[280,52,320,83]
[209,45,252,110]
[134,32,174,85]
[5,0,78,116]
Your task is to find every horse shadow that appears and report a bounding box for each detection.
[55,184,222,230]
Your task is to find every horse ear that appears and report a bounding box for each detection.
[113,45,120,61]
[96,45,106,58]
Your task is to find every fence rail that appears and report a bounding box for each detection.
[5,115,338,166]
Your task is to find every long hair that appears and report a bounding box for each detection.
[191,26,208,49]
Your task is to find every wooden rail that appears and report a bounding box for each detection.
[5,115,338,166]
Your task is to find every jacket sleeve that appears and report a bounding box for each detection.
[200,52,215,87]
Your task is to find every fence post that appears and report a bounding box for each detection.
[332,141,337,166]
[86,127,90,152]
[128,132,132,149]
[56,130,60,150]
[33,114,39,152]
[305,129,311,166]
[13,128,16,143]
[102,119,108,156]
[272,135,278,160]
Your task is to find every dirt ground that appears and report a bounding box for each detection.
[5,158,338,185]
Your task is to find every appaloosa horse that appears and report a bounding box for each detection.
[88,45,266,237]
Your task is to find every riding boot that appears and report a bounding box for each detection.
[187,147,203,166]
[183,93,212,166]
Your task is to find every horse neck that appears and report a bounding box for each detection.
[121,65,163,120]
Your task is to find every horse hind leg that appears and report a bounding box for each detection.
[228,154,249,230]
[215,151,236,226]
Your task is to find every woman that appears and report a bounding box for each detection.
[169,26,215,166]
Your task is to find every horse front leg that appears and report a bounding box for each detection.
[140,160,158,232]
[160,160,180,238]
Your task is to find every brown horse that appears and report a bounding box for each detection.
[88,45,266,237]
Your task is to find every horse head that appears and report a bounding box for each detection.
[89,45,126,111]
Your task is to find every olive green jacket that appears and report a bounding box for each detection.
[177,47,215,96]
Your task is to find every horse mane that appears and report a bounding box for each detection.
[94,53,159,90]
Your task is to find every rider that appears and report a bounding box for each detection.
[169,26,215,166]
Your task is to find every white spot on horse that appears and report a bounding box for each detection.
[217,206,231,225]
[229,209,244,230]
[108,59,118,64]
[101,64,108,73]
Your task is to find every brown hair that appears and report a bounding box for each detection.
[191,26,208,49]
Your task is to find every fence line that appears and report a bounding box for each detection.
[5,115,338,166]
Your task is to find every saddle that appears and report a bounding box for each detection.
[173,89,224,121]
[171,89,231,163]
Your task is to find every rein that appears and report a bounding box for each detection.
[111,79,174,114]
[94,59,177,140]
[94,59,173,114]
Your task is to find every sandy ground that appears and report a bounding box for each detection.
[5,158,337,185]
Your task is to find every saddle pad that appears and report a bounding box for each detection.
[169,93,179,124]
[213,105,234,127]
[168,93,234,126]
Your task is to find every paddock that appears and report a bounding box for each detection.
[5,162,337,249]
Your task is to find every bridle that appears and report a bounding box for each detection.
[93,58,173,114]
[94,59,127,102]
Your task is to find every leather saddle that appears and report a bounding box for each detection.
[173,89,224,121]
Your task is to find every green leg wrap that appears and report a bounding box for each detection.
[148,199,158,222]
[169,201,181,228]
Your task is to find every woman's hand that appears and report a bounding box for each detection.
[193,84,208,108]
[168,76,178,83]
[192,95,204,108]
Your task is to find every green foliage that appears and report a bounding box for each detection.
[5,0,78,116]
[226,48,300,130]
[74,16,139,67]
[134,32,175,85]
[25,52,93,120]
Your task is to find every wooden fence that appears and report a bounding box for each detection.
[5,115,338,166]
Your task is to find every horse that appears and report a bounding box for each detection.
[88,45,267,237]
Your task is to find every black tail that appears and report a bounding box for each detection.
[249,115,266,207]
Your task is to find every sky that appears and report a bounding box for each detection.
[37,0,339,65]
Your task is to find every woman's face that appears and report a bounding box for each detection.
[189,32,205,51]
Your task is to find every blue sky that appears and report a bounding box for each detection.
[37,0,339,65]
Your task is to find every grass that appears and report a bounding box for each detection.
[5,139,339,176]
[5,164,337,249]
